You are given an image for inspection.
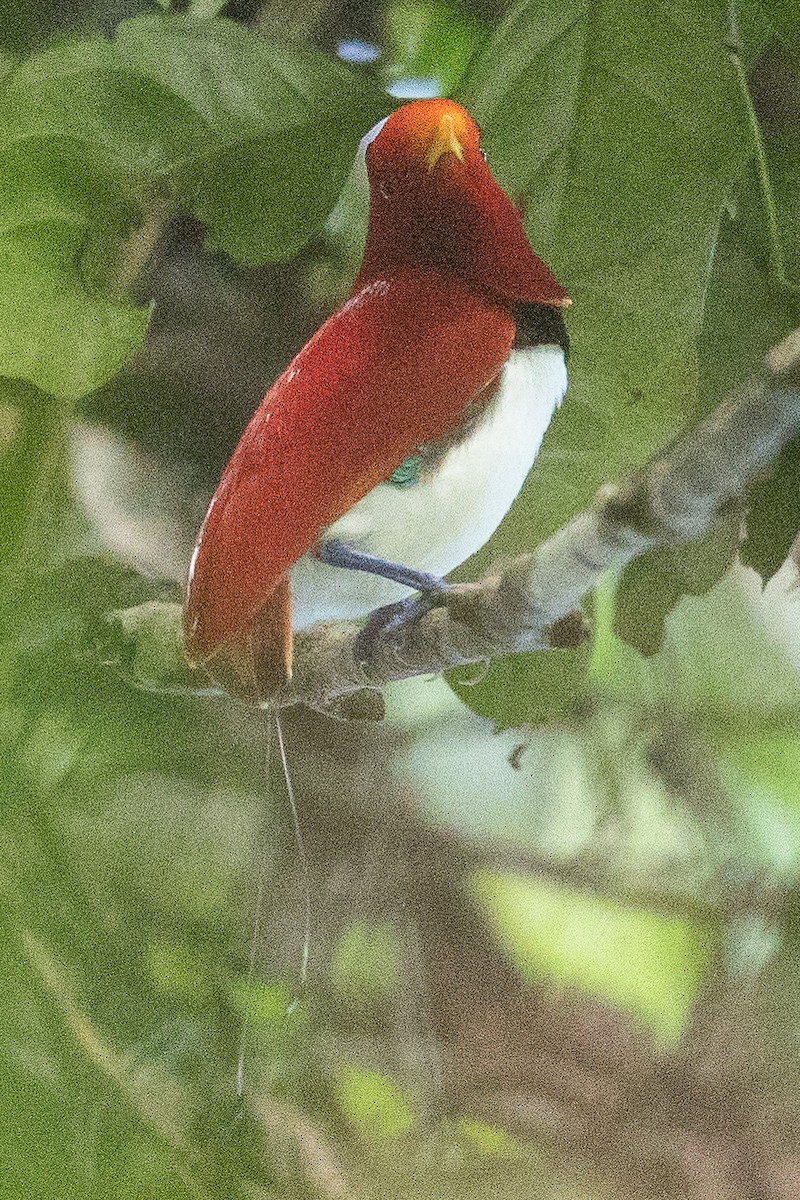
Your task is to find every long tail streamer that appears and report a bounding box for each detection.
[275,711,311,1015]
[235,709,311,1098]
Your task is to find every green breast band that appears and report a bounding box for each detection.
[387,454,422,489]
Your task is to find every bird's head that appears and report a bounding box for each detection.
[357,98,569,310]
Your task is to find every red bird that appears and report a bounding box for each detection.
[184,98,569,699]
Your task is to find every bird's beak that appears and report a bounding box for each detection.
[425,112,465,171]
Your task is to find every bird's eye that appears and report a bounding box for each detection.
[379,179,395,200]
[479,146,488,163]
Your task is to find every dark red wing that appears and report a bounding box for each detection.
[184,268,515,668]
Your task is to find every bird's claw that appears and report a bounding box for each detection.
[353,587,449,664]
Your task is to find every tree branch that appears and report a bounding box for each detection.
[101,330,800,716]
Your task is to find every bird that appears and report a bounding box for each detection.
[183,97,570,702]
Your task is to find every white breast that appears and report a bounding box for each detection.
[290,344,567,629]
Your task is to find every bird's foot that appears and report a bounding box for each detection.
[314,539,451,664]
[353,585,450,665]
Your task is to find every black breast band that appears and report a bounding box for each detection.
[513,302,570,357]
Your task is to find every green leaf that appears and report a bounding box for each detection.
[0,127,152,397]
[696,214,797,425]
[470,869,714,1047]
[742,432,800,579]
[753,131,800,285]
[761,0,800,60]
[449,643,591,731]
[0,0,95,55]
[101,601,199,697]
[0,382,58,563]
[459,1,754,559]
[614,502,744,655]
[714,114,800,579]
[448,2,779,722]
[0,15,385,396]
[0,222,150,400]
[600,566,800,724]
[0,558,178,698]
[110,16,386,262]
[610,111,800,638]
[0,61,156,398]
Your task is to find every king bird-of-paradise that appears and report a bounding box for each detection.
[184,98,570,700]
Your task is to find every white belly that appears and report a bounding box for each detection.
[290,344,567,629]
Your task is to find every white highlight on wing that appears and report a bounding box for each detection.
[290,344,567,630]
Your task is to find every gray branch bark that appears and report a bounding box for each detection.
[102,330,800,717]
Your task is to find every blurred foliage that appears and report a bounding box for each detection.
[471,870,713,1047]
[611,503,744,656]
[4,1,800,1198]
[0,13,385,396]
[384,0,485,95]
[334,1064,415,1137]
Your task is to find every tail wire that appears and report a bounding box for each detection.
[235,708,312,1099]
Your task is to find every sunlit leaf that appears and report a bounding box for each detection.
[228,978,295,1024]
[720,736,800,879]
[384,0,485,96]
[457,1118,518,1156]
[335,1063,415,1137]
[471,869,714,1047]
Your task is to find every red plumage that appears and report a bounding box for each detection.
[184,270,515,668]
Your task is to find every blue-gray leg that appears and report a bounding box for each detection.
[316,539,447,594]
[315,539,450,661]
